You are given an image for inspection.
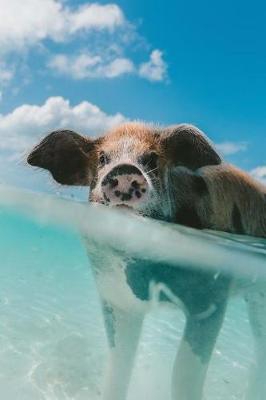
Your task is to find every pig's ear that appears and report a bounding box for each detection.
[160,124,221,170]
[27,130,97,185]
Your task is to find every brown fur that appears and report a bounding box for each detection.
[200,164,266,237]
[97,123,162,160]
[27,121,266,238]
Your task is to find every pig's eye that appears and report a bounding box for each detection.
[99,152,110,167]
[138,152,159,171]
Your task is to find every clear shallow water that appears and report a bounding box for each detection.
[0,186,265,400]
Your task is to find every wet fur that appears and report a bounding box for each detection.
[169,164,266,237]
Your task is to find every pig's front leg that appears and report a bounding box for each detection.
[102,301,144,400]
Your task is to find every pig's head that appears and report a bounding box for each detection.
[27,122,221,220]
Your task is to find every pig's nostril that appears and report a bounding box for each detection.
[135,191,141,199]
[131,180,140,189]
[141,188,146,193]
[114,190,121,197]
[110,178,118,188]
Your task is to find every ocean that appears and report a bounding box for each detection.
[0,186,265,400]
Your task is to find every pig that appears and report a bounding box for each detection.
[28,122,266,400]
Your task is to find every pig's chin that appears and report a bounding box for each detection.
[115,204,132,209]
[101,198,148,214]
[110,202,154,219]
[114,203,135,212]
[113,203,144,214]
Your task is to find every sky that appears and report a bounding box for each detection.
[0,0,265,196]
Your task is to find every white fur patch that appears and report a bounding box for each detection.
[87,245,148,312]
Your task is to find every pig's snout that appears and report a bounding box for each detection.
[101,164,149,206]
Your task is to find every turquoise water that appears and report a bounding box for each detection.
[0,186,265,400]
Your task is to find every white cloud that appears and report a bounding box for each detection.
[250,166,266,183]
[0,62,14,83]
[0,96,126,153]
[139,50,167,82]
[102,58,135,78]
[48,53,134,79]
[48,49,168,81]
[215,141,248,156]
[0,1,168,85]
[68,3,124,34]
[0,0,125,53]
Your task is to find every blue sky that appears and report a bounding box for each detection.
[0,0,265,193]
